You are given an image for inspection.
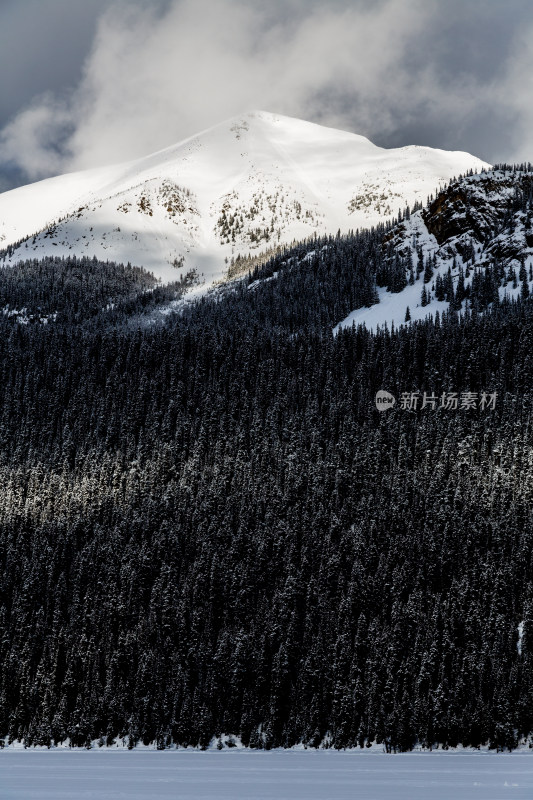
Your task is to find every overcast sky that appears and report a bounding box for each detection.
[1,0,533,192]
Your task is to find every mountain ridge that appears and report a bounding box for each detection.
[0,111,489,287]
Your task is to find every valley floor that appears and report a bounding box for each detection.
[1,749,533,799]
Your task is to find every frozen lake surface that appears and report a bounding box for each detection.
[1,749,533,799]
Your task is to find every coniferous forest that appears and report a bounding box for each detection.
[0,225,532,753]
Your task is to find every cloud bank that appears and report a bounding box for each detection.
[1,0,533,184]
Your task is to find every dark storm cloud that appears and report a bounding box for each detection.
[1,0,532,190]
[0,0,110,124]
[0,0,109,187]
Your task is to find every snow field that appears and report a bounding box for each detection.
[1,749,533,800]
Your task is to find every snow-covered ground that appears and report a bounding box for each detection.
[333,281,449,333]
[1,750,532,800]
[0,111,488,287]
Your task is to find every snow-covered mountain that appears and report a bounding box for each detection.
[0,111,488,288]
[335,166,533,332]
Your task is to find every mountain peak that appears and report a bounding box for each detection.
[0,114,489,287]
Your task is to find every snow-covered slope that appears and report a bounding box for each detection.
[335,167,533,332]
[0,111,488,287]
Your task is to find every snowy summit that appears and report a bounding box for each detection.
[0,111,489,287]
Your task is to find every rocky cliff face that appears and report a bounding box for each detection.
[336,166,533,332]
[381,167,533,281]
[418,168,533,267]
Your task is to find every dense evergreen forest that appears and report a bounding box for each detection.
[0,225,532,752]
